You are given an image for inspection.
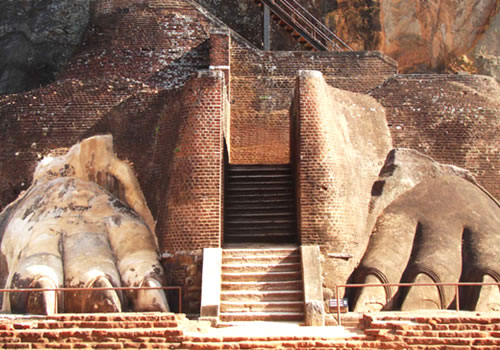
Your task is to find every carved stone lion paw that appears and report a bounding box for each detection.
[351,150,500,312]
[0,135,169,314]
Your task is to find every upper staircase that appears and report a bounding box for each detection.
[256,0,352,51]
[224,164,297,244]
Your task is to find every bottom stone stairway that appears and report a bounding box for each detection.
[220,247,304,322]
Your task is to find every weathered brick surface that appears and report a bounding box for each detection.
[370,74,500,199]
[156,71,224,253]
[229,40,397,164]
[291,71,392,288]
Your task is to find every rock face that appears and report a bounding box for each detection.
[351,150,500,312]
[0,0,89,94]
[200,0,500,77]
[0,135,169,314]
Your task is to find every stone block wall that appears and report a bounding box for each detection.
[229,39,397,164]
[371,74,500,199]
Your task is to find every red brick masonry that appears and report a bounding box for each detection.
[0,312,498,349]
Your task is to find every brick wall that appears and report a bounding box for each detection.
[229,39,397,164]
[370,74,500,199]
[155,71,225,314]
[157,70,224,253]
[64,1,217,89]
[0,311,498,349]
[291,70,392,294]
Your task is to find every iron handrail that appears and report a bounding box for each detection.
[333,281,500,326]
[261,0,352,51]
[0,286,183,313]
[281,0,352,50]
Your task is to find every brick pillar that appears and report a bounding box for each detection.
[209,29,231,94]
[160,70,225,314]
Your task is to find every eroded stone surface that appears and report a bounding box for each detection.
[353,173,500,312]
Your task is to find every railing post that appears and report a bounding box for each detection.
[455,284,460,311]
[335,285,341,326]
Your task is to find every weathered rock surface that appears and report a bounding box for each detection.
[0,0,89,94]
[0,135,168,314]
[205,0,500,77]
[352,150,500,312]
[321,0,500,75]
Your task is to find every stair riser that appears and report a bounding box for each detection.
[219,314,304,322]
[222,264,300,273]
[222,256,300,264]
[220,303,304,313]
[222,249,299,257]
[221,280,303,291]
[222,273,302,283]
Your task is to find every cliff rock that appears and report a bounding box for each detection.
[0,0,89,94]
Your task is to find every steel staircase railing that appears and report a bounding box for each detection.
[259,0,352,51]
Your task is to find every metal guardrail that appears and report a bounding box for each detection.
[333,282,500,326]
[0,286,183,314]
[260,0,352,51]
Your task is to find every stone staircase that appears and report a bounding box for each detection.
[224,164,297,244]
[219,248,305,322]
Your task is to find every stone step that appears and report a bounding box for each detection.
[221,280,303,291]
[222,255,300,264]
[222,248,299,257]
[219,311,304,322]
[221,262,301,273]
[220,300,304,313]
[221,290,303,302]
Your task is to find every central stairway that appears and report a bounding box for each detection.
[224,164,297,244]
[220,248,304,322]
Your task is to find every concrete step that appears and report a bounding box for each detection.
[220,300,304,313]
[221,262,301,273]
[222,248,299,257]
[222,255,300,264]
[221,290,303,302]
[219,311,304,322]
[222,271,302,283]
[221,280,303,291]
